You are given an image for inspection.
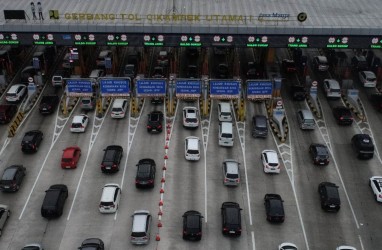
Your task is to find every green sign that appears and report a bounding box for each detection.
[0,40,20,45]
[33,41,55,45]
[246,43,269,47]
[179,42,202,47]
[107,41,129,46]
[326,44,348,48]
[144,42,164,46]
[371,45,382,49]
[288,43,308,48]
[74,41,97,45]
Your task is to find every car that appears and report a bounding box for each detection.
[5,84,27,103]
[99,183,121,213]
[152,66,165,78]
[185,136,201,161]
[369,176,382,202]
[318,182,340,212]
[21,243,44,250]
[78,238,104,250]
[21,130,43,153]
[0,204,10,236]
[80,96,96,111]
[336,246,357,250]
[221,202,242,236]
[0,104,17,124]
[351,55,368,71]
[123,64,136,78]
[70,114,89,133]
[309,143,329,165]
[62,53,72,69]
[323,79,341,99]
[368,92,382,112]
[261,150,280,173]
[150,96,164,104]
[110,98,128,118]
[312,56,329,71]
[52,69,69,87]
[182,210,203,241]
[101,145,123,173]
[246,61,261,79]
[183,107,199,128]
[264,194,285,223]
[216,63,229,78]
[41,184,68,218]
[0,165,26,192]
[290,85,306,101]
[358,70,377,87]
[157,50,169,66]
[147,111,164,133]
[186,65,198,78]
[39,95,59,114]
[332,106,353,125]
[222,159,240,186]
[279,242,298,250]
[351,134,374,159]
[61,146,81,169]
[282,59,297,73]
[130,210,152,245]
[135,158,156,188]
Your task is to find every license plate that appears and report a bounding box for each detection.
[229,231,235,234]
[66,166,71,169]
[4,186,9,189]
[43,108,47,110]
[319,162,324,165]
[329,205,335,208]
[140,181,147,184]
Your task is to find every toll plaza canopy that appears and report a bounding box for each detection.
[1,0,382,48]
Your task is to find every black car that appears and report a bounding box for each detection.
[282,59,297,73]
[41,184,68,218]
[318,182,340,212]
[151,97,164,105]
[182,210,203,241]
[39,95,60,115]
[351,134,374,159]
[101,145,123,173]
[78,238,104,250]
[21,130,43,153]
[186,65,198,78]
[264,194,285,223]
[309,143,330,165]
[332,106,353,125]
[0,165,26,192]
[221,202,242,236]
[368,92,382,112]
[147,111,164,133]
[216,63,229,79]
[290,85,306,101]
[135,158,156,188]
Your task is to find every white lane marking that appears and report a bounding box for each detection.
[0,138,11,157]
[358,234,365,250]
[315,106,360,229]
[66,107,109,220]
[19,111,71,220]
[251,231,256,250]
[272,104,310,250]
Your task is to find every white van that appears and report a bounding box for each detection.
[219,122,234,147]
[185,136,201,161]
[323,79,341,99]
[111,99,128,118]
[131,210,152,245]
[297,109,316,130]
[218,102,232,122]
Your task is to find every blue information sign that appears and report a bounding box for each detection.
[136,79,166,96]
[66,79,93,97]
[310,86,317,95]
[247,80,273,99]
[209,80,240,99]
[176,80,201,97]
[100,79,130,96]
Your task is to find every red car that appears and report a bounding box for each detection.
[61,146,81,169]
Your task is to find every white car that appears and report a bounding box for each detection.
[70,114,89,133]
[183,107,199,128]
[261,150,280,173]
[185,136,200,161]
[336,246,357,250]
[358,71,377,88]
[0,204,10,236]
[279,242,298,250]
[99,183,121,214]
[6,84,27,103]
[369,176,382,202]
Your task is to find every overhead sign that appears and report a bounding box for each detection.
[99,79,130,97]
[136,79,166,96]
[66,79,93,97]
[209,80,240,99]
[176,79,201,98]
[247,80,273,99]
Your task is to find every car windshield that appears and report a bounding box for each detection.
[186,118,197,123]
[226,173,238,179]
[112,108,122,112]
[104,150,116,162]
[6,93,16,97]
[22,247,41,250]
[187,149,199,154]
[100,201,113,206]
[305,119,315,124]
[222,133,232,138]
[137,165,151,178]
[186,216,200,229]
[62,158,72,162]
[72,123,82,128]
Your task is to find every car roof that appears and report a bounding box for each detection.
[186,136,199,148]
[63,147,79,157]
[263,150,278,163]
[101,184,120,202]
[132,210,150,232]
[73,115,87,122]
[8,84,25,92]
[81,238,103,246]
[224,160,239,174]
[324,79,340,88]
[316,56,328,62]
[362,70,376,77]
[2,167,18,180]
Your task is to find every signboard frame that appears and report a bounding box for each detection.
[246,80,273,100]
[66,79,93,97]
[209,80,240,99]
[99,78,131,97]
[175,79,201,98]
[136,79,167,97]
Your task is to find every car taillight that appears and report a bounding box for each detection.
[110,204,115,208]
[147,125,152,129]
[135,180,139,184]
[143,236,148,239]
[131,236,135,240]
[223,227,228,232]
[224,178,228,182]
[99,204,102,208]
[340,117,344,120]
[148,180,154,183]
[379,194,382,198]
[277,165,280,169]
[113,164,117,168]
[157,125,162,129]
[236,178,240,183]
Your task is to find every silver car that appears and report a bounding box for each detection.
[0,204,10,236]
[22,243,44,250]
[222,159,240,186]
